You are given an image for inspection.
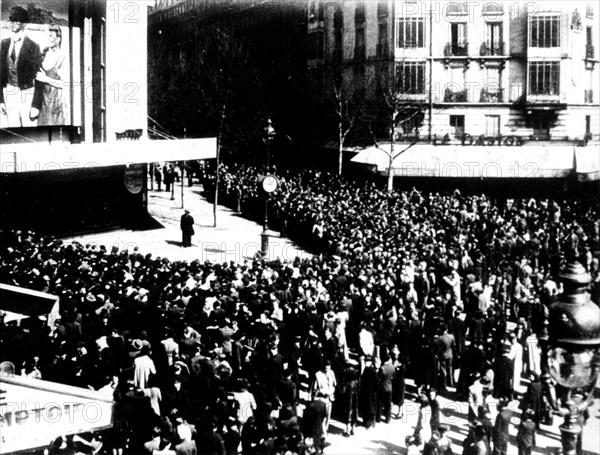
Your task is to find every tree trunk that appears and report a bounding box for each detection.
[213,135,220,228]
[213,105,226,227]
[387,129,395,193]
[386,155,394,193]
[338,127,344,176]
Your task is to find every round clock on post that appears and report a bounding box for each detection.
[262,174,279,194]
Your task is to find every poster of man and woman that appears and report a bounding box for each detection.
[0,0,71,128]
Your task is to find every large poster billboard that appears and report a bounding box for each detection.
[0,1,71,128]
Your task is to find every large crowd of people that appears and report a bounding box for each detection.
[1,163,599,455]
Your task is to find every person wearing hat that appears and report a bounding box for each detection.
[423,431,441,455]
[468,373,485,423]
[378,351,395,424]
[463,423,488,455]
[180,209,195,248]
[492,398,511,455]
[133,342,155,390]
[493,341,514,401]
[0,5,43,128]
[516,409,536,455]
[311,359,337,438]
[438,425,453,455]
[519,372,542,428]
[359,355,379,429]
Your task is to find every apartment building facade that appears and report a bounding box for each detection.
[308,1,600,181]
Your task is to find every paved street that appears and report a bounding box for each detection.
[64,182,600,455]
[315,385,600,455]
[66,182,309,264]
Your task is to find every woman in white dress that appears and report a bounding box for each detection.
[508,332,524,394]
[30,25,68,125]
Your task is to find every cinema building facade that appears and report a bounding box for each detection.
[307,1,600,189]
[0,0,214,234]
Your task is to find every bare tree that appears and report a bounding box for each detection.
[371,61,425,192]
[185,26,266,227]
[329,68,363,176]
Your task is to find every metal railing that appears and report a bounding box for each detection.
[480,42,504,56]
[480,88,503,102]
[444,88,468,102]
[586,44,595,59]
[444,42,468,56]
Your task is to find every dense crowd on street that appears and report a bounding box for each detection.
[1,162,599,455]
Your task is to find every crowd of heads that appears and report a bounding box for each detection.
[0,163,599,454]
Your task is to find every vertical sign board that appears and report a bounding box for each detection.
[123,163,144,194]
[0,374,113,454]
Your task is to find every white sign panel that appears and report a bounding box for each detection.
[0,375,113,454]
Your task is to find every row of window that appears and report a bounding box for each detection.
[395,16,591,49]
[446,114,592,139]
[395,62,560,97]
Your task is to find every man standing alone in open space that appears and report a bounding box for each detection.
[180,209,194,247]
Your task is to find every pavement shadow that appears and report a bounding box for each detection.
[326,424,346,437]
[371,440,405,455]
[204,246,226,253]
[165,240,184,247]
[537,427,562,442]
[137,214,165,231]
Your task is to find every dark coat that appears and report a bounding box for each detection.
[359,365,379,417]
[516,419,536,449]
[379,361,395,393]
[0,36,42,102]
[520,379,542,423]
[180,213,195,235]
[302,399,327,443]
[449,316,466,355]
[493,408,511,447]
[493,356,513,399]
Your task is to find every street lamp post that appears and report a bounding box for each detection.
[261,118,276,257]
[547,261,600,455]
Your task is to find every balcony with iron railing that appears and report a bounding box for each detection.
[586,44,595,59]
[480,88,504,103]
[445,2,469,15]
[444,88,468,102]
[480,42,504,56]
[444,42,468,57]
[585,89,594,103]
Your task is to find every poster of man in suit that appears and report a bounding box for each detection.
[0,1,71,128]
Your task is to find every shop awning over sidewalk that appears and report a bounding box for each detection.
[350,142,599,179]
[0,137,217,173]
[575,146,600,181]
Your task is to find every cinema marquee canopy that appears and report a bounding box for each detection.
[0,137,217,173]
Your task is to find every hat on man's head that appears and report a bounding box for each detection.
[130,339,143,352]
[9,6,29,23]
